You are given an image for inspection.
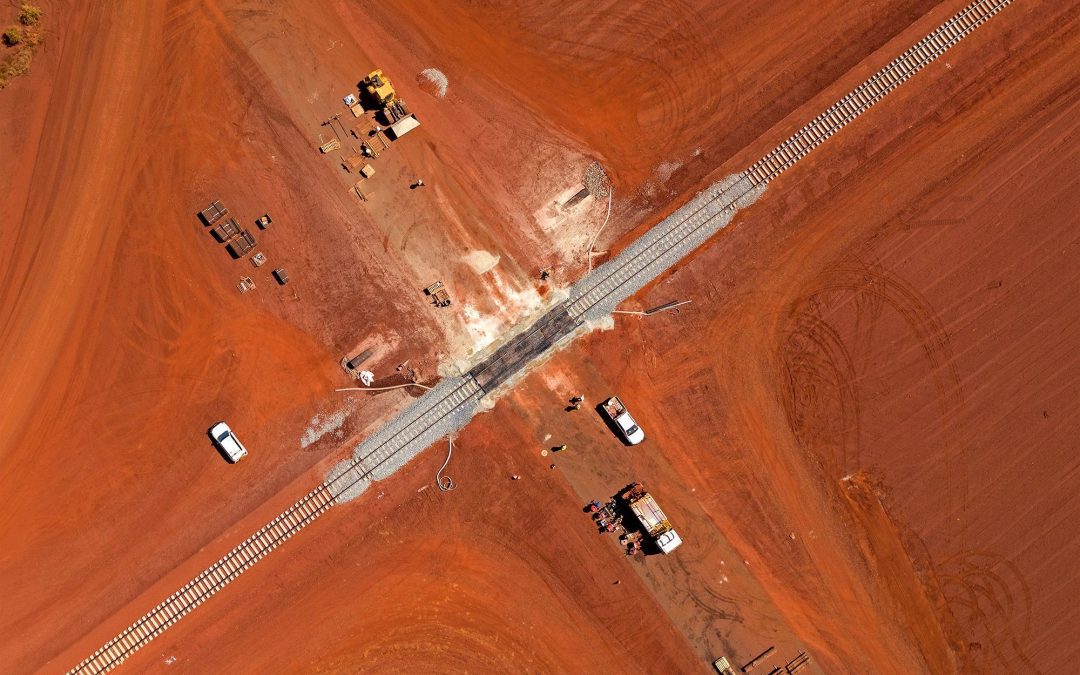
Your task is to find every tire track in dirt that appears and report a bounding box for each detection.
[511,0,736,163]
[779,304,862,477]
[906,533,1038,672]
[775,253,1050,671]
[664,549,744,651]
[777,257,964,478]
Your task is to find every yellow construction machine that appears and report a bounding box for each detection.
[362,69,396,106]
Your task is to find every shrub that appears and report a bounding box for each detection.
[19,4,43,26]
[0,46,33,88]
[2,26,24,46]
[23,27,41,47]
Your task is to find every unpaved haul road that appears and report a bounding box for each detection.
[68,1,1013,671]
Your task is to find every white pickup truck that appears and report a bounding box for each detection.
[601,396,645,445]
[209,422,248,463]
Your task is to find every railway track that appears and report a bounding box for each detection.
[323,375,484,501]
[69,485,335,674]
[747,0,1012,185]
[566,0,1012,319]
[73,378,483,674]
[67,1,1012,671]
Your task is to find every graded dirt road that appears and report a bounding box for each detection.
[2,0,1076,673]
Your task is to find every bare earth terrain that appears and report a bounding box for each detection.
[0,0,1076,673]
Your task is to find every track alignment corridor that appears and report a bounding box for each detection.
[68,1,1014,670]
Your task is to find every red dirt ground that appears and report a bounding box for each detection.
[546,3,1078,671]
[1,0,1075,673]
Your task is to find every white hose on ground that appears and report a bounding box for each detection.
[437,436,455,491]
[335,382,432,393]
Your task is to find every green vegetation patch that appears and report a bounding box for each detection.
[0,4,43,89]
[20,3,43,26]
[2,26,23,46]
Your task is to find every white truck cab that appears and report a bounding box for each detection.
[210,422,248,463]
[655,529,683,554]
[622,482,682,554]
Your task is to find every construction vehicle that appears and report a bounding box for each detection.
[600,396,645,445]
[386,98,410,122]
[361,69,396,107]
[620,483,682,554]
[386,113,420,139]
[424,281,451,307]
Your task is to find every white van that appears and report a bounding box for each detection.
[210,422,248,463]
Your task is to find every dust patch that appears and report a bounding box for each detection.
[534,185,590,232]
[450,270,544,361]
[586,315,615,331]
[463,250,500,274]
[655,161,682,183]
[532,162,613,265]
[460,304,502,354]
[539,368,576,393]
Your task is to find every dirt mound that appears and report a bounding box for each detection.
[417,67,448,98]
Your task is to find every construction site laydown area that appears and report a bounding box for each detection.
[1,0,1077,673]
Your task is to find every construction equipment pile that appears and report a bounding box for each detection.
[322,68,422,202]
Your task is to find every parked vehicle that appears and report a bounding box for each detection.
[209,422,248,463]
[600,396,645,445]
[621,482,682,554]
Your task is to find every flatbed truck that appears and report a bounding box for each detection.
[620,482,682,554]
